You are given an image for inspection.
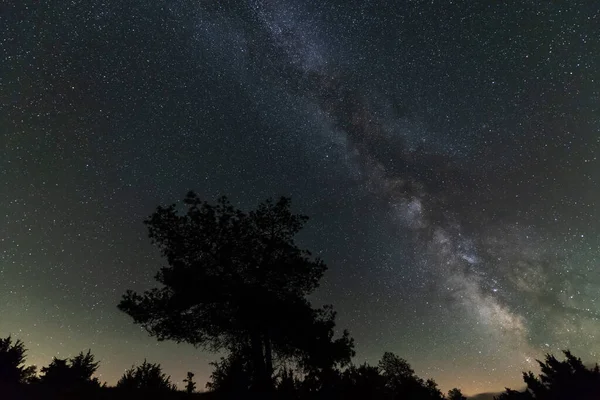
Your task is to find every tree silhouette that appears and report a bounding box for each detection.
[0,335,37,386]
[276,367,301,399]
[496,350,600,400]
[118,193,354,392]
[39,350,100,390]
[206,348,254,394]
[183,371,197,393]
[424,378,444,399]
[448,387,468,400]
[40,358,71,387]
[378,352,444,400]
[379,352,415,381]
[70,350,100,384]
[117,359,176,392]
[340,363,387,399]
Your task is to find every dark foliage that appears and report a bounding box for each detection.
[3,339,600,400]
[271,352,447,400]
[448,387,468,400]
[495,350,600,400]
[377,352,445,400]
[117,359,176,392]
[184,371,197,393]
[39,350,101,390]
[0,335,37,386]
[276,367,301,399]
[4,195,600,400]
[339,363,387,399]
[206,348,255,394]
[118,193,354,391]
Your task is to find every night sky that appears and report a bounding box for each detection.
[2,1,599,395]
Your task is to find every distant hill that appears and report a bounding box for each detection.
[470,385,528,400]
[469,392,501,400]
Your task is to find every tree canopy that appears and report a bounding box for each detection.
[118,193,354,391]
[117,359,176,392]
[496,350,600,400]
[39,350,100,390]
[447,387,468,400]
[0,336,37,386]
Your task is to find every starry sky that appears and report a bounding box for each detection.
[1,1,599,396]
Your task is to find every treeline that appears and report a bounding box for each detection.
[2,335,600,400]
[3,193,599,399]
[0,335,194,399]
[2,334,463,399]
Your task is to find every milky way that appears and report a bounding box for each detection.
[2,1,599,395]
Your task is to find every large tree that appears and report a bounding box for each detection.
[118,193,354,391]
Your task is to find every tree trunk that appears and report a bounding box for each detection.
[264,330,273,384]
[250,333,266,392]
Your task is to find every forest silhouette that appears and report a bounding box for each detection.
[2,193,599,399]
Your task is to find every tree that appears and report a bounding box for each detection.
[379,352,416,390]
[118,193,354,391]
[206,350,254,394]
[378,352,443,400]
[117,359,176,392]
[40,358,71,388]
[340,363,387,400]
[0,336,37,386]
[276,367,301,399]
[496,350,600,400]
[39,350,100,389]
[183,371,197,393]
[69,350,100,385]
[424,378,444,399]
[448,387,467,400]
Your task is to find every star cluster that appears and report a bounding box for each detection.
[1,1,599,395]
